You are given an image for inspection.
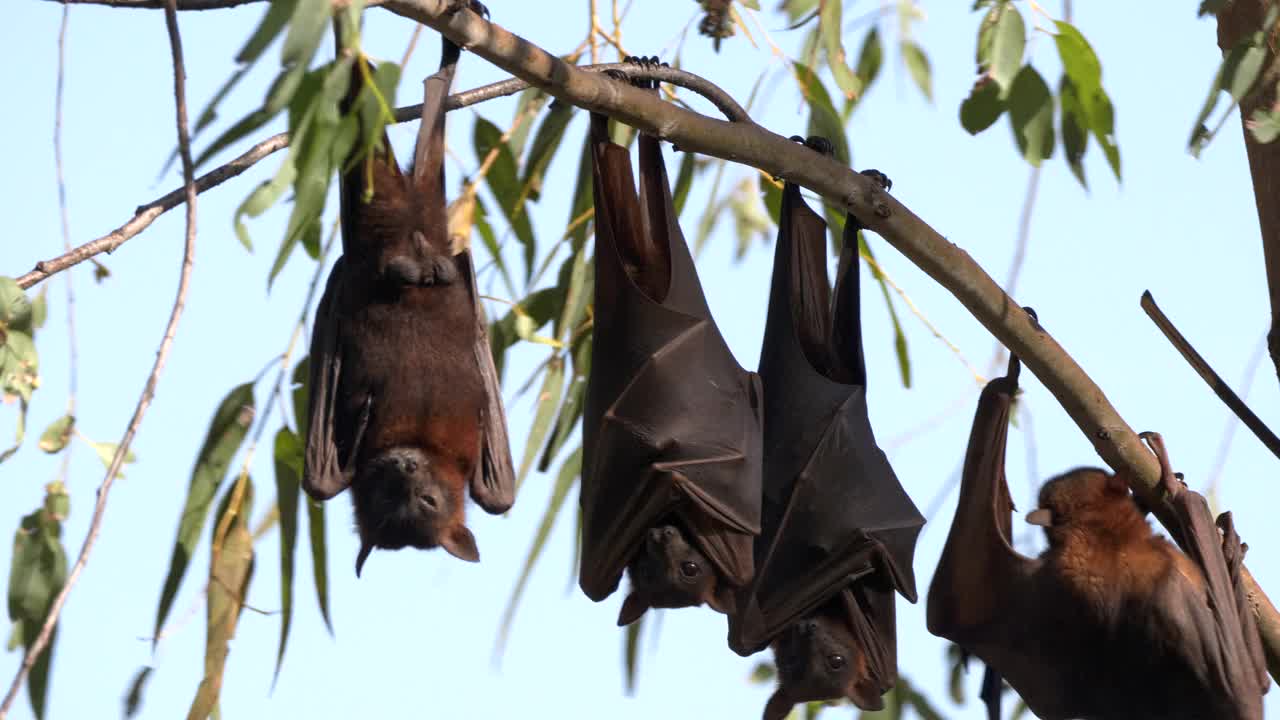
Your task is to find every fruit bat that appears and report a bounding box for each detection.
[303,13,515,575]
[727,137,924,720]
[927,345,1270,720]
[578,65,764,626]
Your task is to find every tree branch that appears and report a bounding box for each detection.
[1217,2,1280,393]
[377,0,1280,675]
[17,0,1280,679]
[14,64,741,291]
[0,1,201,716]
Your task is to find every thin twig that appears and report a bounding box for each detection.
[53,5,80,482]
[0,1,200,716]
[1141,291,1280,461]
[1206,334,1268,509]
[988,165,1041,375]
[14,63,747,292]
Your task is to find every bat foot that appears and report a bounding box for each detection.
[445,0,489,19]
[1137,431,1183,500]
[859,169,892,192]
[622,55,667,91]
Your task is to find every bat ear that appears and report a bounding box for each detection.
[761,689,794,720]
[704,584,737,615]
[355,541,374,577]
[616,592,651,626]
[1106,472,1131,496]
[441,525,480,563]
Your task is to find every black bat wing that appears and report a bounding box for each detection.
[1142,436,1269,718]
[303,257,366,501]
[579,112,763,602]
[730,182,923,656]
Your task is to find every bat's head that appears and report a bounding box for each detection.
[1027,467,1149,547]
[350,446,477,575]
[766,612,884,718]
[615,524,735,625]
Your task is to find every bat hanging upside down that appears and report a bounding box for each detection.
[302,2,515,576]
[728,136,924,720]
[578,56,764,626]
[927,338,1270,720]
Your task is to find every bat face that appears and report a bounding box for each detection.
[351,446,478,572]
[1026,468,1143,545]
[765,609,883,719]
[616,524,734,625]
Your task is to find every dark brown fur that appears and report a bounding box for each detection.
[303,10,514,575]
[927,358,1268,720]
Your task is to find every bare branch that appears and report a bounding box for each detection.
[14,132,285,290]
[14,62,741,291]
[0,1,201,715]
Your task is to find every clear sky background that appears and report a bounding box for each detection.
[2,2,1278,719]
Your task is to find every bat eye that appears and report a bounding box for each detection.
[826,654,846,671]
[679,561,700,578]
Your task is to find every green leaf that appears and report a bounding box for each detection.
[474,118,537,282]
[748,661,776,684]
[1221,40,1267,103]
[238,0,297,64]
[565,135,595,253]
[280,0,329,68]
[233,140,298,251]
[494,446,580,656]
[290,355,310,438]
[82,438,138,477]
[271,427,303,685]
[959,78,1005,134]
[8,483,69,720]
[671,152,698,217]
[1248,103,1280,143]
[123,666,153,718]
[1,329,39,404]
[984,2,1025,92]
[1059,75,1089,188]
[854,28,884,93]
[29,287,46,331]
[902,41,932,102]
[37,415,74,454]
[508,88,549,159]
[554,249,592,342]
[794,61,850,164]
[624,609,643,694]
[306,498,332,633]
[517,357,565,486]
[901,677,945,720]
[188,479,255,720]
[1007,65,1055,167]
[537,375,585,473]
[859,236,911,387]
[0,278,33,331]
[819,0,861,100]
[153,383,255,647]
[520,100,575,203]
[490,287,565,378]
[1052,22,1101,91]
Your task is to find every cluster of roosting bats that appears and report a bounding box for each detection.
[299,6,1271,719]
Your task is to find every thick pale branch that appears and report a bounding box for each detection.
[379,0,1280,675]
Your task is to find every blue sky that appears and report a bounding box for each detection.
[2,2,1278,719]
